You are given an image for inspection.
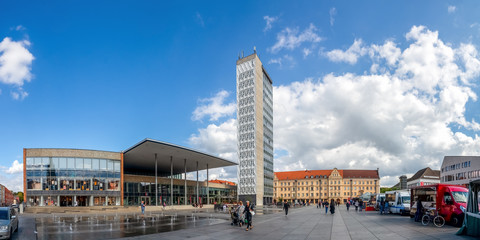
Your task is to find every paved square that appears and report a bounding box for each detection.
[120,205,477,240]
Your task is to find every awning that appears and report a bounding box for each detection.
[123,138,237,176]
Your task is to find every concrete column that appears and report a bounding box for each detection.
[207,164,209,205]
[105,196,108,206]
[170,156,173,206]
[90,196,93,206]
[155,153,158,206]
[184,159,187,205]
[196,161,199,204]
[57,196,60,206]
[40,196,44,206]
[73,196,76,206]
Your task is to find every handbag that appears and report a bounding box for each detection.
[251,210,255,216]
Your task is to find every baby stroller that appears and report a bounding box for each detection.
[230,207,240,226]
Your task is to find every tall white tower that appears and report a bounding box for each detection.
[236,51,274,206]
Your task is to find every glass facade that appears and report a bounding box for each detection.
[26,157,121,207]
[123,181,237,206]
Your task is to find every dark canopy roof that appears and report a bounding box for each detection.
[123,138,237,176]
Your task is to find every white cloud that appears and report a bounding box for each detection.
[268,55,295,68]
[273,25,480,187]
[1,160,23,192]
[303,48,312,58]
[6,160,22,174]
[192,25,480,187]
[189,118,238,159]
[329,7,337,26]
[196,12,205,27]
[192,90,236,121]
[268,57,282,66]
[11,88,28,100]
[15,25,26,31]
[270,23,323,53]
[448,5,456,13]
[325,39,367,64]
[263,16,278,32]
[188,118,238,182]
[0,37,34,89]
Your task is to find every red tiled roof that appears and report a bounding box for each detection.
[342,170,379,179]
[274,169,379,180]
[209,179,236,186]
[274,170,334,180]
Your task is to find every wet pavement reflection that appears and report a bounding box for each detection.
[35,212,227,240]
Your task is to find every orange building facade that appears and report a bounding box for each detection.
[274,168,380,204]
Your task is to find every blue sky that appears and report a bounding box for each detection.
[1,1,480,191]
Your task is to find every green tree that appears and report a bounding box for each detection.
[14,192,24,203]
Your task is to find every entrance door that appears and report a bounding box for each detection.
[77,196,88,206]
[140,196,150,205]
[60,196,73,207]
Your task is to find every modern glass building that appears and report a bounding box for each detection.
[236,50,274,205]
[24,139,237,207]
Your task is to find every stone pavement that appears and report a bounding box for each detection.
[119,205,477,240]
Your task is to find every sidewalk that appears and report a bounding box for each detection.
[119,205,477,240]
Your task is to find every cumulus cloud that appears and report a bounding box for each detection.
[188,118,238,183]
[0,37,34,88]
[191,25,480,187]
[275,25,480,187]
[6,160,22,174]
[263,16,278,32]
[192,90,236,121]
[329,7,337,26]
[325,39,368,64]
[1,160,23,192]
[448,5,456,13]
[189,118,238,159]
[270,23,323,53]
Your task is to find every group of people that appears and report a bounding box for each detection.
[378,199,390,215]
[231,201,255,231]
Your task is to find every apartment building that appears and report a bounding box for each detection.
[274,168,380,204]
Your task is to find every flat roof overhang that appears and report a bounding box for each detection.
[123,138,237,175]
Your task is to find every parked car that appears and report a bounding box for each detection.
[0,207,18,240]
[385,190,410,215]
[410,184,468,226]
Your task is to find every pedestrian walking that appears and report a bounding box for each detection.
[283,200,290,216]
[380,199,385,215]
[330,199,335,214]
[243,201,255,231]
[237,201,245,227]
[414,199,423,222]
[324,200,329,214]
[346,201,350,211]
[355,200,359,211]
[140,201,145,215]
[359,200,363,212]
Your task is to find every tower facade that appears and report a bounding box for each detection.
[236,51,274,205]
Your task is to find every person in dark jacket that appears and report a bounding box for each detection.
[414,199,423,222]
[324,200,329,214]
[346,201,350,211]
[283,200,290,216]
[330,199,335,214]
[243,201,255,231]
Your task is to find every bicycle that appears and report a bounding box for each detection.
[421,208,445,227]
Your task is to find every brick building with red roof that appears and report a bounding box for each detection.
[274,168,380,204]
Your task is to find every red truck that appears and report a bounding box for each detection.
[410,184,468,226]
